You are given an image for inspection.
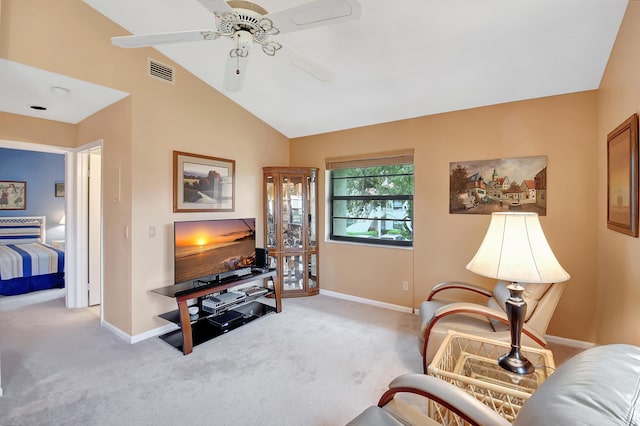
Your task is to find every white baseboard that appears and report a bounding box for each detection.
[545,334,595,349]
[101,319,178,344]
[131,323,178,344]
[320,289,595,348]
[100,319,132,342]
[103,290,413,344]
[99,292,594,349]
[320,289,414,313]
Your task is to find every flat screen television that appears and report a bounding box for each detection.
[174,218,256,284]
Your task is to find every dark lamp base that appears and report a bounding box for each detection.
[498,349,535,375]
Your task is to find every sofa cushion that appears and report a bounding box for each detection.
[515,344,640,426]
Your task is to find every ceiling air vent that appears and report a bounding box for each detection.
[148,59,174,84]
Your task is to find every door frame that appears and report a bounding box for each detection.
[0,138,103,312]
[73,140,103,311]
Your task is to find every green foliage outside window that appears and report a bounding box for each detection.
[331,164,414,246]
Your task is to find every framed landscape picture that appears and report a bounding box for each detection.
[0,180,26,210]
[607,113,639,237]
[173,151,235,212]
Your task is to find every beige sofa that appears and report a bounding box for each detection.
[348,344,640,425]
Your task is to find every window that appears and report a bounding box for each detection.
[327,150,414,247]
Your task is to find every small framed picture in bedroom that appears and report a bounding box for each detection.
[55,182,65,198]
[0,181,26,210]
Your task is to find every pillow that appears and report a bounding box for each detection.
[0,221,42,245]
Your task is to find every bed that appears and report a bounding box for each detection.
[0,216,65,296]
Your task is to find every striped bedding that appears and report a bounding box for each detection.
[0,220,42,245]
[0,219,64,281]
[0,243,65,280]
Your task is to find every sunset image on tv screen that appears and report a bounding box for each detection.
[174,218,255,283]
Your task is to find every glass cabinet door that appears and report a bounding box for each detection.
[307,170,317,248]
[266,175,277,249]
[308,253,318,290]
[281,175,304,249]
[282,254,304,292]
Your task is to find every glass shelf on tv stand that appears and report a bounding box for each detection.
[150,269,280,355]
[158,298,276,352]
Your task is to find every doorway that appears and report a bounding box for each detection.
[78,144,103,309]
[0,139,103,312]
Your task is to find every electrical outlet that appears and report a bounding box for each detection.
[402,281,409,291]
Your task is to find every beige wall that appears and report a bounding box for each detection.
[77,98,134,333]
[0,112,76,147]
[4,0,639,345]
[1,0,289,336]
[291,91,599,343]
[597,2,640,345]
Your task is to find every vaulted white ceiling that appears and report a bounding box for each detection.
[1,0,629,138]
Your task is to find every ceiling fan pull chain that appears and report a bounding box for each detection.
[236,49,240,75]
[235,34,241,75]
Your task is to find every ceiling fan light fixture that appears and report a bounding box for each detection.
[262,41,282,56]
[258,18,279,35]
[51,86,70,95]
[201,31,220,41]
[214,2,281,47]
[214,11,238,36]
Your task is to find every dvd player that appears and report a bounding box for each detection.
[208,310,243,329]
[202,291,246,313]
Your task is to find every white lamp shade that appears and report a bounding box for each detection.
[466,212,570,284]
[59,215,65,225]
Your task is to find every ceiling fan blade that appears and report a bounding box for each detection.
[111,30,219,48]
[264,0,361,35]
[198,0,234,14]
[279,45,333,82]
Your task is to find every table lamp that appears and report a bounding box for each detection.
[466,212,570,374]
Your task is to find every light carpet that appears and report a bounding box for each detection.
[0,294,420,426]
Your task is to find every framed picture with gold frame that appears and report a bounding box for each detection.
[173,151,235,212]
[607,113,639,237]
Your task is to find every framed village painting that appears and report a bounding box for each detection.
[173,151,235,212]
[449,155,547,215]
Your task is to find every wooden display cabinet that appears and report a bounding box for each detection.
[263,167,319,297]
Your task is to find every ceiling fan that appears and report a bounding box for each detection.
[111,0,361,92]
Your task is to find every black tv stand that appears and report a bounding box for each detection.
[197,278,218,286]
[151,269,279,355]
